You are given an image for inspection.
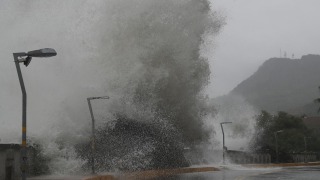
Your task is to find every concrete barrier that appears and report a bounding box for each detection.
[28,175,83,180]
[82,162,320,180]
[122,167,219,180]
[82,175,116,180]
[243,161,320,168]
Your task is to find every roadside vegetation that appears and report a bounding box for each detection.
[250,111,320,163]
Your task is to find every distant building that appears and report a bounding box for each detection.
[0,144,21,180]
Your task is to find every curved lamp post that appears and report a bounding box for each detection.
[220,121,232,164]
[13,48,57,180]
[87,96,109,174]
[274,130,283,163]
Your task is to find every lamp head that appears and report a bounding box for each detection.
[23,56,32,67]
[97,96,110,99]
[27,48,57,57]
[221,122,232,125]
[88,96,110,100]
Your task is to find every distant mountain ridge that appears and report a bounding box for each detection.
[230,54,320,115]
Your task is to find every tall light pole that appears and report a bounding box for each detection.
[87,96,109,174]
[304,136,311,152]
[13,48,57,180]
[274,130,283,163]
[303,136,312,163]
[220,122,232,164]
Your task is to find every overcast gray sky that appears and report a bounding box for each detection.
[207,0,320,97]
[1,0,320,141]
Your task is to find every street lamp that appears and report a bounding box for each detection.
[87,96,109,174]
[13,48,57,180]
[304,136,312,152]
[274,130,283,163]
[303,136,312,163]
[220,122,232,164]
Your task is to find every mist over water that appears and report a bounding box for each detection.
[211,95,258,151]
[0,0,225,174]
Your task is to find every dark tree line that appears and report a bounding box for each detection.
[250,111,320,163]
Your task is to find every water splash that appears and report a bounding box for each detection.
[0,0,224,174]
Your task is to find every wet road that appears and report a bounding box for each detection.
[154,166,320,180]
[246,166,320,180]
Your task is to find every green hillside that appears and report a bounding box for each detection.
[230,54,320,115]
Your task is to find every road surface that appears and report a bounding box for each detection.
[154,165,320,180]
[28,165,320,180]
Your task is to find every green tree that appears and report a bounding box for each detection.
[314,86,320,113]
[250,111,319,162]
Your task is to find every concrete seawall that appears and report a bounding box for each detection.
[83,175,115,180]
[48,162,319,180]
[82,167,219,180]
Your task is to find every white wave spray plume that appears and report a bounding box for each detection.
[0,0,224,174]
[203,94,259,164]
